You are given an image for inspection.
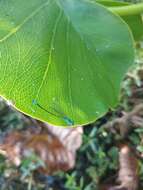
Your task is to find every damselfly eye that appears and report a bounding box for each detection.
[32,99,38,105]
[63,116,74,126]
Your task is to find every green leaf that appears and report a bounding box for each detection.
[137,145,143,153]
[123,15,143,41]
[0,0,134,126]
[96,0,143,41]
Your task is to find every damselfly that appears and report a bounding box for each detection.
[32,100,74,126]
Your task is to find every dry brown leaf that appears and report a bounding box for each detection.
[0,123,83,174]
[100,144,139,190]
[117,144,139,190]
[45,123,83,154]
[100,184,127,190]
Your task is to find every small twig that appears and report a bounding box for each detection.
[28,174,33,190]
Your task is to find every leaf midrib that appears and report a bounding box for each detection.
[34,10,63,101]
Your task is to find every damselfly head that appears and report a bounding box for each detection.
[63,116,74,126]
[32,99,38,105]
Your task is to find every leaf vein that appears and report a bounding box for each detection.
[0,0,51,43]
[34,10,63,101]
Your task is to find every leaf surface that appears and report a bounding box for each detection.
[96,0,143,41]
[0,0,134,126]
